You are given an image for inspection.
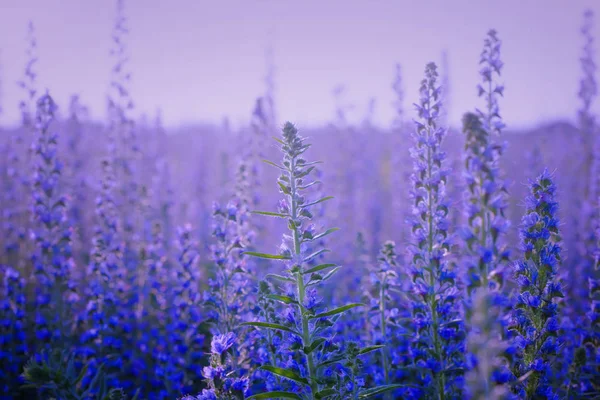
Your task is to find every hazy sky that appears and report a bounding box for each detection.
[0,0,599,129]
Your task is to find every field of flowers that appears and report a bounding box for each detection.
[0,1,599,400]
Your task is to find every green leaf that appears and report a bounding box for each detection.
[316,356,344,369]
[298,180,322,190]
[265,273,295,283]
[303,196,334,208]
[243,251,291,260]
[278,181,291,195]
[321,266,341,282]
[266,294,298,305]
[359,384,413,398]
[304,249,330,262]
[310,228,339,241]
[272,136,285,145]
[303,263,337,275]
[302,160,324,167]
[252,211,289,218]
[442,367,465,376]
[315,388,337,399]
[260,365,309,386]
[74,361,90,385]
[311,303,363,319]
[262,159,286,170]
[295,165,316,179]
[306,273,324,287]
[247,391,302,400]
[149,291,160,309]
[304,338,326,354]
[358,345,384,355]
[240,322,300,336]
[516,370,534,383]
[81,363,105,397]
[440,318,462,328]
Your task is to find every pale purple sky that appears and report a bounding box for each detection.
[0,0,599,129]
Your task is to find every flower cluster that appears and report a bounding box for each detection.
[461,112,510,293]
[509,170,563,398]
[181,333,249,400]
[205,199,254,338]
[0,266,27,397]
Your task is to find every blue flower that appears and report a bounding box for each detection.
[211,332,236,356]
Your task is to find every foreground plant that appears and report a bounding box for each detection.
[21,349,138,400]
[510,170,563,399]
[244,122,401,399]
[466,289,513,400]
[182,333,249,400]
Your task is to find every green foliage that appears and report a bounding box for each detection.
[21,349,138,400]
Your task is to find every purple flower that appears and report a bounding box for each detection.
[211,332,237,355]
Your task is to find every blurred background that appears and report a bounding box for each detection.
[0,0,599,129]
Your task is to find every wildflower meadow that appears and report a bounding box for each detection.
[0,2,599,400]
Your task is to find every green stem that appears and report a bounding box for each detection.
[426,115,445,400]
[379,277,390,385]
[289,155,318,397]
[473,75,496,294]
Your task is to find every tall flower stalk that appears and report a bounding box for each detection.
[3,21,38,267]
[579,9,598,203]
[109,0,139,249]
[578,9,600,316]
[477,30,506,138]
[363,240,405,396]
[244,122,399,399]
[390,64,411,249]
[405,62,464,399]
[510,170,563,399]
[172,224,204,386]
[66,95,91,264]
[244,122,342,396]
[18,21,38,129]
[205,162,254,319]
[81,100,127,388]
[205,199,252,335]
[462,30,510,296]
[30,93,76,349]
